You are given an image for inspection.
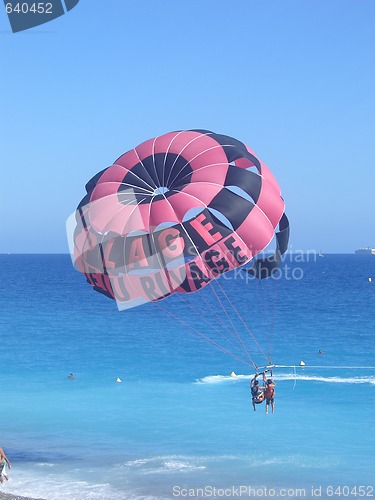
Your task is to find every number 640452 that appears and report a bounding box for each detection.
[5,3,53,14]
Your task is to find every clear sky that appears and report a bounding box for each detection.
[1,0,374,253]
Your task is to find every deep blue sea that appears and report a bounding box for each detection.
[0,254,374,500]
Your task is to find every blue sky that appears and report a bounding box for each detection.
[1,0,374,253]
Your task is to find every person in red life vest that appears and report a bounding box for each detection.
[264,378,276,414]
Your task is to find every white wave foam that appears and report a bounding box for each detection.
[122,455,206,474]
[277,373,375,384]
[260,454,341,469]
[159,460,205,473]
[197,373,375,385]
[195,374,251,384]
[121,453,339,475]
[3,466,156,500]
[4,452,344,499]
[2,476,126,500]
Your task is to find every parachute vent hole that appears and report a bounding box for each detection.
[153,186,169,196]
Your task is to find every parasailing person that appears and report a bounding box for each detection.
[264,378,276,415]
[250,371,266,411]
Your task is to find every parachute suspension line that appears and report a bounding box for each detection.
[188,290,256,365]
[155,302,254,368]
[255,277,276,366]
[201,286,260,367]
[175,292,254,364]
[263,277,273,364]
[264,282,273,364]
[213,279,268,369]
[198,290,244,340]
[207,281,259,369]
[255,279,269,360]
[213,278,270,367]
[269,276,280,365]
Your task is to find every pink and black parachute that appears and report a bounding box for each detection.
[72,130,289,310]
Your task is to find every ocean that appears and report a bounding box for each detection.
[0,253,374,499]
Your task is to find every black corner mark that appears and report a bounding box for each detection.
[4,0,80,33]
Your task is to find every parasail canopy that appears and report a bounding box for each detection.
[69,129,289,313]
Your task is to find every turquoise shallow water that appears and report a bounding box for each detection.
[0,254,374,499]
